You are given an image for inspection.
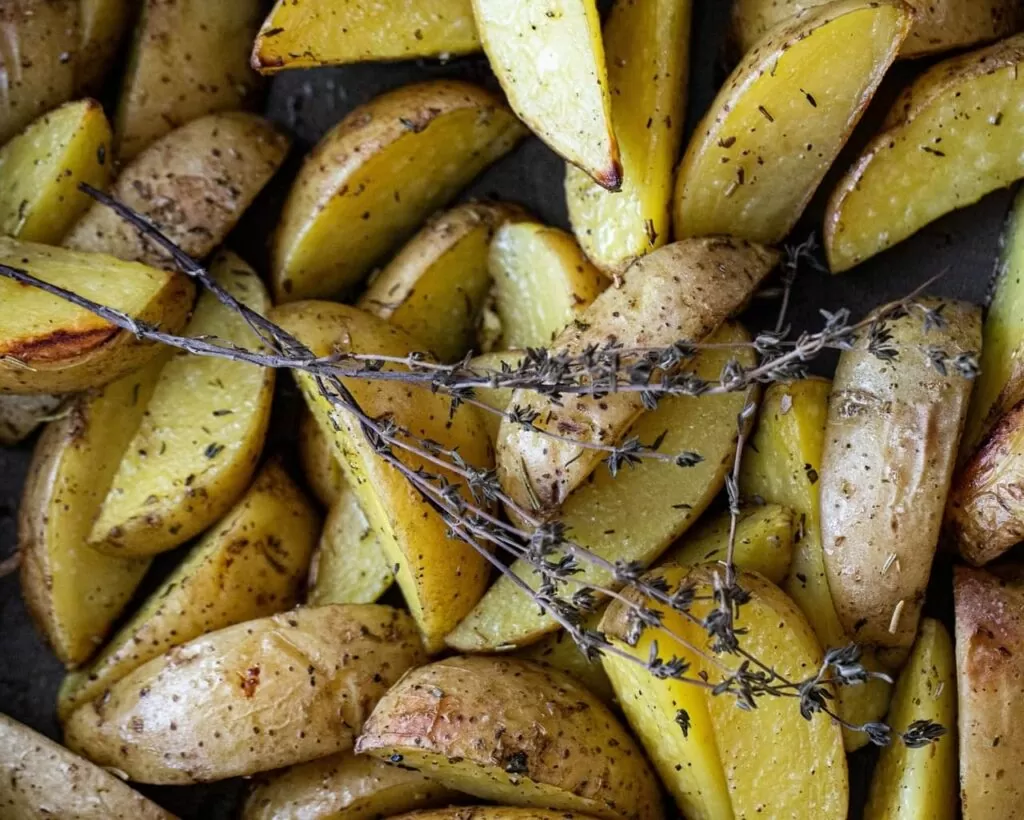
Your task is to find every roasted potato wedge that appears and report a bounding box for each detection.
[299,408,346,507]
[495,238,775,516]
[0,99,113,244]
[77,0,133,93]
[87,252,274,557]
[601,564,848,819]
[392,811,602,820]
[273,81,526,302]
[0,713,174,819]
[512,612,614,703]
[65,604,426,784]
[467,351,523,442]
[565,0,690,275]
[356,656,664,820]
[674,0,911,245]
[270,301,493,652]
[821,299,980,650]
[359,202,524,361]
[253,0,479,71]
[243,752,458,820]
[114,0,263,160]
[57,459,319,721]
[0,393,65,445]
[473,0,618,189]
[488,221,607,349]
[448,322,758,651]
[954,565,1024,819]
[827,34,1024,272]
[864,618,957,820]
[0,238,194,395]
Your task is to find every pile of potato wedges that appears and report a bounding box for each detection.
[2,0,1024,818]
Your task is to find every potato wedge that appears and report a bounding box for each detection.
[57,459,319,722]
[826,34,1024,272]
[65,604,426,784]
[488,222,607,349]
[864,618,957,820]
[65,112,290,269]
[448,322,758,651]
[740,379,892,749]
[495,238,775,516]
[0,713,174,819]
[821,299,980,650]
[253,0,479,71]
[0,238,194,395]
[359,202,524,361]
[954,565,1024,819]
[564,0,690,274]
[600,565,848,819]
[356,656,664,820]
[468,351,523,442]
[114,0,263,160]
[87,252,274,557]
[300,407,346,507]
[0,99,113,244]
[0,394,65,445]
[243,752,458,820]
[392,811,602,820]
[270,301,493,652]
[273,81,526,302]
[77,0,133,93]
[674,0,911,245]
[513,613,615,703]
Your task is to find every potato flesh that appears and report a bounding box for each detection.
[0,99,112,244]
[564,0,690,274]
[299,408,346,507]
[391,812,601,820]
[253,0,479,71]
[826,34,1024,272]
[467,351,523,442]
[675,0,909,244]
[513,612,614,702]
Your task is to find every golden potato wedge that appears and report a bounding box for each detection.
[565,0,690,274]
[467,351,524,442]
[601,564,848,819]
[513,613,615,703]
[270,301,493,652]
[65,112,290,269]
[473,0,618,189]
[674,0,911,244]
[0,713,174,819]
[273,81,527,302]
[392,811,602,820]
[77,0,132,93]
[740,379,892,749]
[447,322,758,651]
[359,202,524,361]
[495,238,775,516]
[821,299,980,650]
[0,394,65,445]
[87,252,274,557]
[114,0,263,160]
[57,459,319,722]
[253,0,479,71]
[954,565,1024,819]
[243,752,459,820]
[827,34,1024,272]
[356,656,664,820]
[0,238,194,395]
[65,604,426,784]
[864,618,957,820]
[299,407,346,507]
[0,99,113,244]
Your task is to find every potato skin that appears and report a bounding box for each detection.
[0,394,65,445]
[65,605,426,784]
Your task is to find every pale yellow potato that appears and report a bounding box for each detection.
[826,33,1024,272]
[495,238,775,516]
[864,618,957,820]
[65,605,426,784]
[77,0,132,92]
[565,0,690,274]
[300,407,346,506]
[512,612,614,703]
[273,81,526,302]
[270,301,493,652]
[253,0,479,71]
[356,656,664,820]
[674,0,911,245]
[115,0,263,160]
[466,351,523,442]
[393,810,602,820]
[57,459,319,721]
[0,713,174,819]
[360,202,524,361]
[0,238,194,395]
[488,221,607,349]
[0,394,65,445]
[0,99,112,244]
[88,252,274,557]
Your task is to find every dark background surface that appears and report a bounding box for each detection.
[0,1,1013,816]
